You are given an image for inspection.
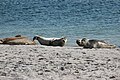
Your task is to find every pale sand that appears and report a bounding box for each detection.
[0,45,120,80]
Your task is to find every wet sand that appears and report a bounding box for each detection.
[0,45,120,80]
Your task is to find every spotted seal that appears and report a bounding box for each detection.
[76,38,116,48]
[33,35,67,47]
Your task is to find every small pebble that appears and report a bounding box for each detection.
[45,70,51,72]
[107,59,111,61]
[109,76,115,79]
[1,72,6,76]
[60,67,64,71]
[82,52,86,54]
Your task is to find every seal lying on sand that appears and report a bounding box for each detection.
[76,38,116,48]
[33,35,67,47]
[0,35,36,45]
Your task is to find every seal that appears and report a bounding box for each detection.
[33,35,67,47]
[0,35,36,45]
[76,38,116,48]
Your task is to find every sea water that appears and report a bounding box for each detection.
[0,0,120,46]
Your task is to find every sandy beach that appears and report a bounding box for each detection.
[0,45,120,80]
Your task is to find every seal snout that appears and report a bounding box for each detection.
[76,39,82,46]
[62,37,67,43]
[33,35,39,41]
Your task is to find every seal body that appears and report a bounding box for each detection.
[0,35,36,45]
[76,38,116,49]
[33,35,67,47]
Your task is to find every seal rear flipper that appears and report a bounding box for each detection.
[102,45,116,49]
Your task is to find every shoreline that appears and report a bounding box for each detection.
[0,45,120,80]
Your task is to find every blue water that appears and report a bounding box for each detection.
[0,0,120,46]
